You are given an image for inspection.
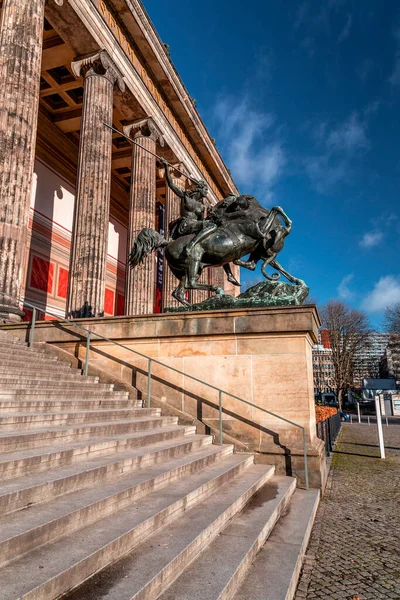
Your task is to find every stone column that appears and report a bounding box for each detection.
[162,164,187,310]
[124,118,164,316]
[0,0,63,321]
[67,51,124,318]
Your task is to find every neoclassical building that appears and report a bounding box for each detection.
[0,0,239,322]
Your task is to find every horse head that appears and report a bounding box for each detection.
[253,206,293,281]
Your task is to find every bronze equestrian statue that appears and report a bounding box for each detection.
[128,161,298,307]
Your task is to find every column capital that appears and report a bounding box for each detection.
[52,0,64,5]
[123,117,164,146]
[71,50,125,92]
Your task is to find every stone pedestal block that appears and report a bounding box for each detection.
[124,118,164,316]
[2,305,326,487]
[67,51,124,318]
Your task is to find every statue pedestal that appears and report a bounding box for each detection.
[1,305,326,488]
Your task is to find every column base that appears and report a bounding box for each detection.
[0,304,25,323]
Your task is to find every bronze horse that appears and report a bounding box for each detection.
[129,195,294,306]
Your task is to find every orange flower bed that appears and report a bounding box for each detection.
[315,406,338,424]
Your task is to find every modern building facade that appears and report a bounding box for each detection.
[380,334,400,385]
[0,0,239,322]
[353,332,389,387]
[312,330,335,398]
[313,330,390,396]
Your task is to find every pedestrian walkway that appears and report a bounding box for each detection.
[295,423,400,600]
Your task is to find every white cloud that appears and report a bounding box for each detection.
[304,156,346,194]
[359,231,384,249]
[362,276,400,312]
[338,14,352,42]
[211,96,285,194]
[338,274,355,300]
[295,1,353,49]
[326,113,368,152]
[295,0,348,31]
[304,112,369,194]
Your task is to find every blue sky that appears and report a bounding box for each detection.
[143,0,400,328]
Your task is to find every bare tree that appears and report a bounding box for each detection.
[319,301,371,411]
[384,302,400,334]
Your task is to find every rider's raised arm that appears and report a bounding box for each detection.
[161,158,185,198]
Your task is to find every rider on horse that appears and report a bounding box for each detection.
[162,159,209,241]
[162,158,241,286]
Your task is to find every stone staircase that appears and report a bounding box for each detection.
[0,329,319,600]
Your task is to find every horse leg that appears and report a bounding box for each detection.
[233,258,256,270]
[172,275,191,307]
[270,259,302,285]
[187,257,224,295]
[223,264,241,286]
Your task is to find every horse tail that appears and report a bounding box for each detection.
[128,228,167,268]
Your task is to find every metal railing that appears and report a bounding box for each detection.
[316,412,341,456]
[0,292,309,488]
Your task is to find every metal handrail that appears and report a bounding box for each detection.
[0,292,309,489]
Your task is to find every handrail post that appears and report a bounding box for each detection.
[303,428,309,490]
[29,307,36,348]
[219,390,223,445]
[147,359,152,408]
[84,332,91,376]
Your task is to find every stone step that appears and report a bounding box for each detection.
[0,365,82,377]
[0,434,213,514]
[233,489,320,600]
[0,338,32,347]
[158,476,296,600]
[0,455,261,600]
[0,390,130,400]
[0,381,112,391]
[0,331,25,343]
[0,443,234,566]
[0,416,179,452]
[0,355,70,367]
[0,399,142,412]
[67,463,278,600]
[0,374,99,385]
[0,424,196,479]
[0,408,160,430]
[0,343,47,354]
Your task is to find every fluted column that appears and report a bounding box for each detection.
[124,118,164,315]
[67,51,124,318]
[162,164,187,309]
[0,0,63,321]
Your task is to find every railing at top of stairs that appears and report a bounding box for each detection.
[0,292,309,489]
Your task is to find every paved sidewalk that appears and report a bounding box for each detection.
[295,423,400,600]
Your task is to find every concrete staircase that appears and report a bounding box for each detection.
[0,329,319,600]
